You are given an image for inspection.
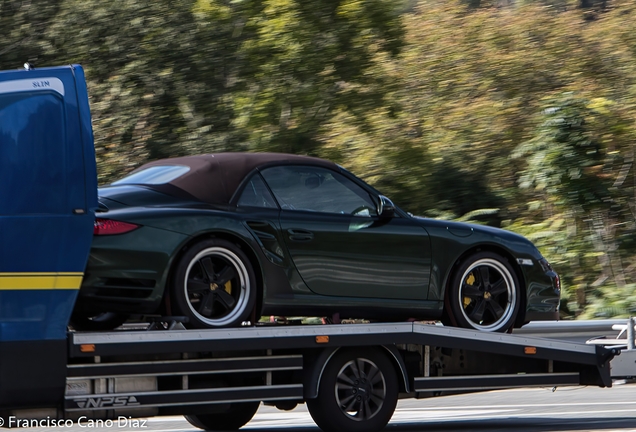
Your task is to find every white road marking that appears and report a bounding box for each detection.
[143,407,636,432]
[394,401,636,410]
[141,396,636,431]
[391,408,636,422]
[35,386,635,432]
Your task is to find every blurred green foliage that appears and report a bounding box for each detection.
[2,0,636,318]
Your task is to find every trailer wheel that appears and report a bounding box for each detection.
[69,311,128,331]
[185,402,260,431]
[448,251,521,332]
[307,348,398,432]
[171,239,257,329]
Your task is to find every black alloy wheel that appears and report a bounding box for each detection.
[448,251,521,332]
[171,239,256,329]
[185,401,260,430]
[307,348,398,432]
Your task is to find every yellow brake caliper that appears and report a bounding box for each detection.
[463,273,475,308]
[224,280,232,295]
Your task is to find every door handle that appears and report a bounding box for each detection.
[287,229,314,242]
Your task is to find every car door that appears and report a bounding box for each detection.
[235,172,287,266]
[260,165,431,300]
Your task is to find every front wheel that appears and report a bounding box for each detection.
[171,239,257,329]
[185,402,260,430]
[307,348,398,432]
[447,251,521,332]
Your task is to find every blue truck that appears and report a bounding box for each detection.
[0,65,619,432]
[0,65,96,409]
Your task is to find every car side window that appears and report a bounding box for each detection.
[260,166,377,217]
[237,173,278,209]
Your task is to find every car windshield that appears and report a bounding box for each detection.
[112,165,190,185]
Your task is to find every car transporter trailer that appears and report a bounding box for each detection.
[1,320,617,432]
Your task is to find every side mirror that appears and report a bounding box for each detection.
[304,173,325,189]
[377,195,395,219]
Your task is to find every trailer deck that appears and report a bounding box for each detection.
[36,322,614,432]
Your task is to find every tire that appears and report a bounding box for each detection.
[69,311,128,331]
[171,239,257,329]
[184,402,260,431]
[307,348,398,432]
[448,251,521,332]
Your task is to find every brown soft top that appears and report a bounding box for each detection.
[127,152,339,204]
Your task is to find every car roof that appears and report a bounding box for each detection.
[125,152,339,205]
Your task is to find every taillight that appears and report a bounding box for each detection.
[94,218,140,235]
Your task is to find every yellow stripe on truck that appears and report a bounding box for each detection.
[0,273,84,290]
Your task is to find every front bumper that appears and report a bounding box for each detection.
[520,257,561,323]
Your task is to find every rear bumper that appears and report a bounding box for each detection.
[77,227,187,314]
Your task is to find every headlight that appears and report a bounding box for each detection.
[538,257,553,272]
[538,258,560,292]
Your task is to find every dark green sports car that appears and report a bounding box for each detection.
[72,153,560,332]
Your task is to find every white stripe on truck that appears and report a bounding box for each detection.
[0,77,65,96]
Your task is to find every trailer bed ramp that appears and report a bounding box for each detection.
[70,322,613,367]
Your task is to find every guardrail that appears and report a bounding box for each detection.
[584,317,635,350]
[513,319,629,342]
[626,317,635,351]
[514,318,636,379]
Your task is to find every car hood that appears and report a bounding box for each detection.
[410,215,540,256]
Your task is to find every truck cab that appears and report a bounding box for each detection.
[0,65,97,408]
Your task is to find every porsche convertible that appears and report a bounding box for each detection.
[72,152,560,332]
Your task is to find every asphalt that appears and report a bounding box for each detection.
[14,383,636,432]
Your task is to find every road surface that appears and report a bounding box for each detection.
[12,382,636,432]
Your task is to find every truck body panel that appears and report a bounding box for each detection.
[0,65,97,407]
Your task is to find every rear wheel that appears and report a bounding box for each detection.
[448,251,521,332]
[307,348,398,432]
[171,239,257,329]
[185,402,260,431]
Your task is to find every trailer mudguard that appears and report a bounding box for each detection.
[303,345,410,399]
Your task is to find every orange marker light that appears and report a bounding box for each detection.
[80,344,96,353]
[524,346,537,355]
[316,336,329,344]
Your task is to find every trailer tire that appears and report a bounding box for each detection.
[307,348,398,432]
[171,239,256,329]
[448,251,521,332]
[184,402,260,431]
[69,311,128,331]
